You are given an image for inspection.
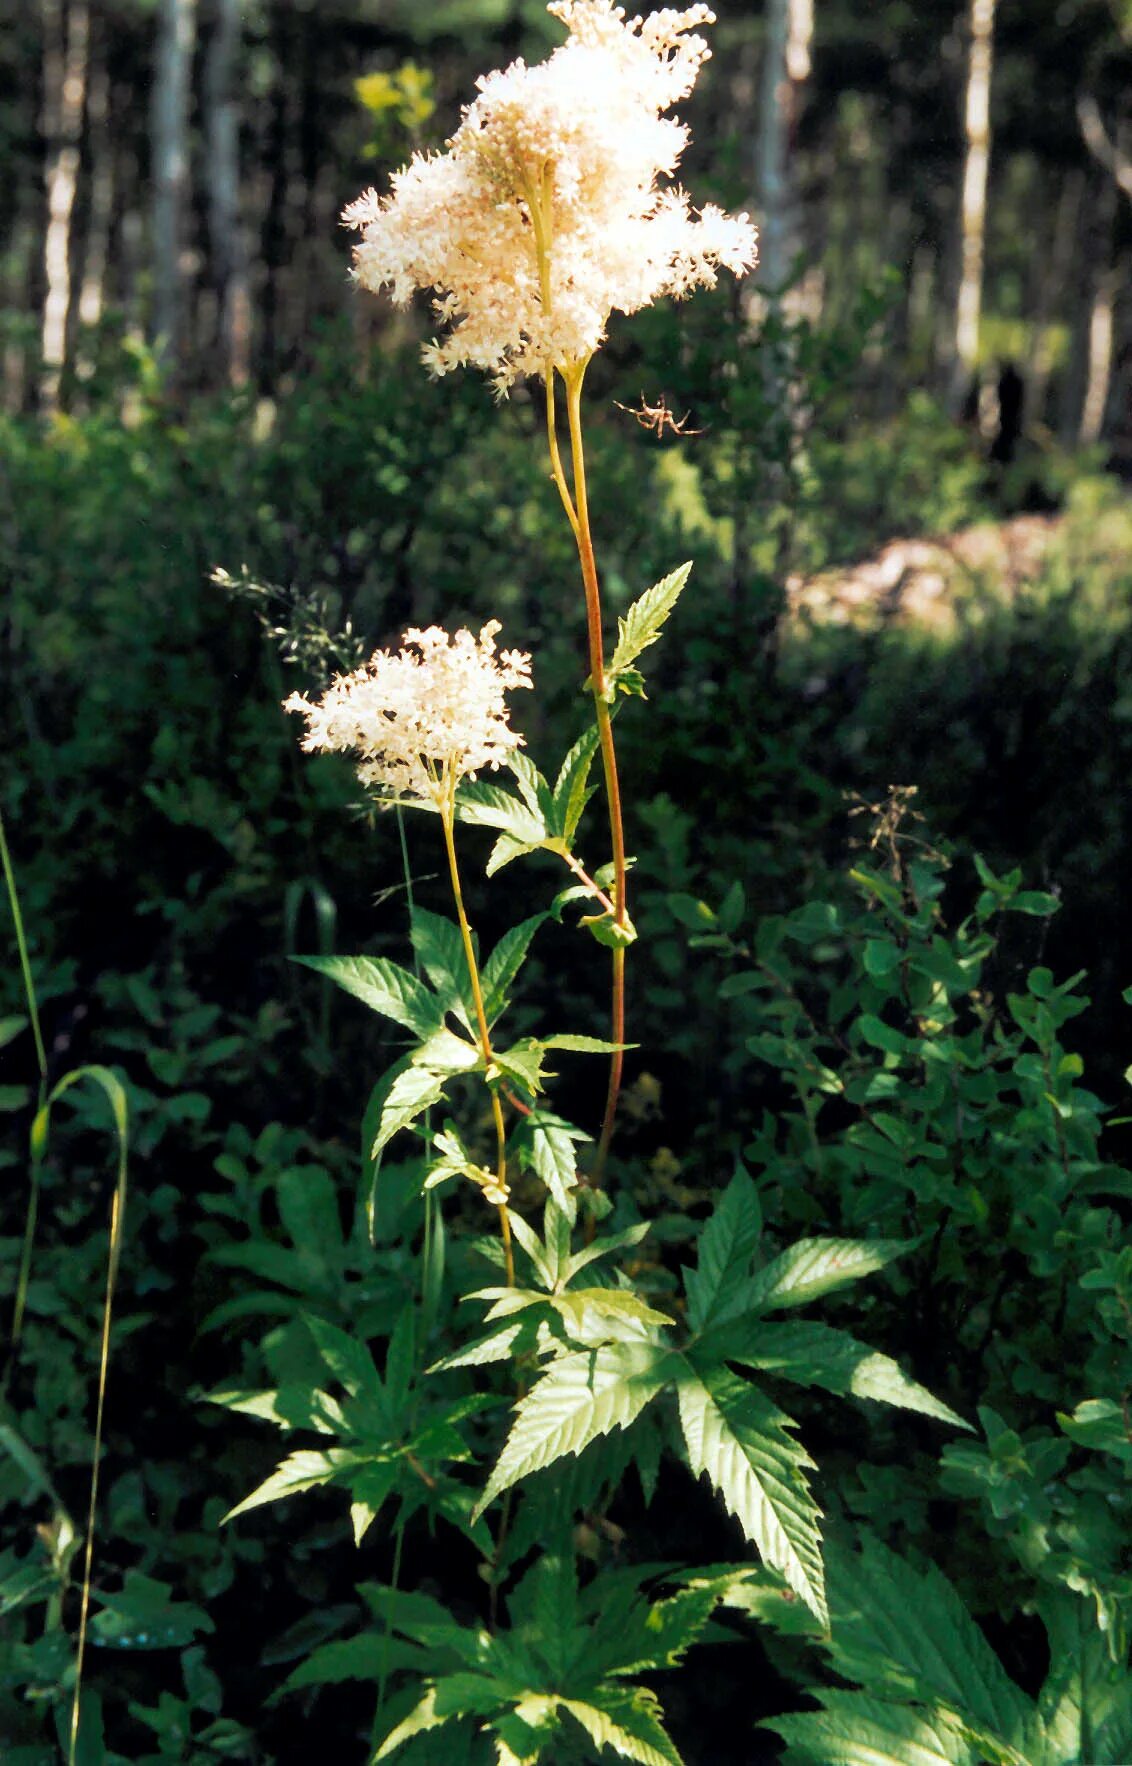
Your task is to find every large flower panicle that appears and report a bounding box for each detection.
[343,1,757,391]
[284,622,533,804]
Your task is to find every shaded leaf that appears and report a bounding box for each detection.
[676,1359,826,1625]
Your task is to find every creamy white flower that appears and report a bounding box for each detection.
[343,1,757,391]
[284,622,532,803]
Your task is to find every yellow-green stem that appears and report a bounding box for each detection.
[438,776,514,1286]
[1,807,48,1363]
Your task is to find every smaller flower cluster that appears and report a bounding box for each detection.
[284,622,532,804]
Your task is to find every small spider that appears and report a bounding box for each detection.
[614,392,704,438]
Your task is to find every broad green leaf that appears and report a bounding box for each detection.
[746,1237,911,1312]
[410,907,475,1032]
[561,1688,683,1766]
[676,1359,826,1624]
[276,1163,344,1254]
[515,1110,588,1216]
[374,1686,448,1759]
[456,780,546,844]
[372,1065,447,1158]
[1038,1590,1132,1761]
[769,1691,976,1765]
[429,1321,526,1372]
[1057,1398,1132,1462]
[608,562,693,680]
[276,1633,426,1697]
[223,1448,349,1522]
[0,1014,27,1050]
[551,726,601,846]
[713,1318,967,1429]
[492,1038,548,1096]
[482,915,547,1025]
[474,1342,671,1518]
[292,955,439,1037]
[541,1034,631,1053]
[413,1026,481,1074]
[563,1220,651,1285]
[304,1315,387,1409]
[486,831,542,876]
[822,1536,1038,1750]
[684,1166,762,1332]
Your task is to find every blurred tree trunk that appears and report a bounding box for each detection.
[77,23,112,338]
[40,0,90,410]
[152,0,198,368]
[756,0,812,295]
[1025,169,1083,429]
[950,0,996,412]
[204,0,249,385]
[1077,177,1119,445]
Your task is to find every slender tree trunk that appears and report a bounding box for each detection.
[1026,169,1084,429]
[1078,177,1119,445]
[152,0,198,367]
[204,0,249,384]
[756,0,812,295]
[40,0,90,410]
[77,27,112,336]
[950,0,996,412]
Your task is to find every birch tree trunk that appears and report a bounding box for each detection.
[204,0,249,385]
[40,0,90,410]
[950,0,997,412]
[152,0,198,367]
[756,0,812,296]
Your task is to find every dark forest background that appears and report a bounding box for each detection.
[2,2,1132,1763]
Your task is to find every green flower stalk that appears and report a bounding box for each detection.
[285,621,532,1280]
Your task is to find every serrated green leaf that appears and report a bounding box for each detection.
[676,1360,826,1624]
[304,1314,387,1408]
[275,1632,426,1697]
[561,1688,684,1766]
[410,907,475,1032]
[223,1448,348,1522]
[292,955,440,1037]
[374,1686,448,1759]
[486,832,542,876]
[456,780,546,844]
[474,1342,671,1518]
[492,1038,548,1096]
[412,1026,481,1075]
[514,1110,588,1216]
[482,915,547,1025]
[372,1065,447,1158]
[747,1237,911,1312]
[768,1691,976,1765]
[429,1321,527,1372]
[541,1034,632,1053]
[608,562,693,679]
[712,1318,967,1429]
[551,727,601,846]
[1056,1398,1132,1462]
[684,1167,762,1332]
[821,1536,1038,1750]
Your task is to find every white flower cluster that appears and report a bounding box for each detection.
[283,622,532,803]
[343,0,757,390]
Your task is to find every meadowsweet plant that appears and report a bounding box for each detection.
[216,6,969,1760]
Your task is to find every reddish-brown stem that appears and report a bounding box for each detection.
[562,360,629,1196]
